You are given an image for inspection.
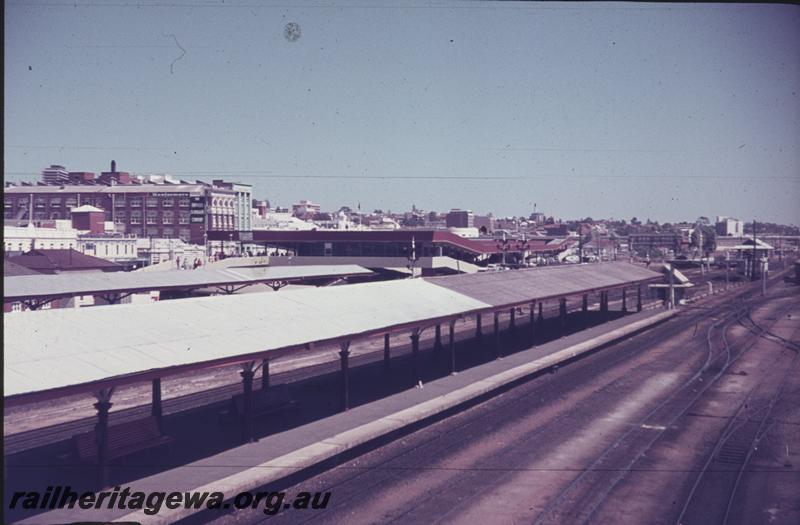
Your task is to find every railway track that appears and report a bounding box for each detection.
[531,284,796,525]
[674,306,799,525]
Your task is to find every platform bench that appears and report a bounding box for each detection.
[74,416,174,463]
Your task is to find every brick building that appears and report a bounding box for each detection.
[4,165,251,245]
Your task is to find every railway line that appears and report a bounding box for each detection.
[213,267,797,525]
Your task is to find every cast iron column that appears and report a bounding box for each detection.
[261,358,270,390]
[410,329,421,386]
[494,311,501,359]
[449,319,457,375]
[339,341,351,411]
[383,333,391,371]
[240,364,256,443]
[582,294,589,328]
[151,378,162,423]
[94,390,114,488]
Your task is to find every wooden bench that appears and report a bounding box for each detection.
[229,384,298,419]
[74,416,174,463]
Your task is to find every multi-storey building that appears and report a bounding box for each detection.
[4,167,251,245]
[212,179,252,231]
[445,209,474,228]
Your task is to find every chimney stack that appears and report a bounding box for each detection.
[111,160,116,172]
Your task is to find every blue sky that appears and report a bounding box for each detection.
[5,1,799,224]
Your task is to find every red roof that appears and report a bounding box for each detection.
[209,230,558,255]
[6,249,124,273]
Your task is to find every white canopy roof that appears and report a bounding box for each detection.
[4,279,489,402]
[4,261,663,404]
[4,265,373,301]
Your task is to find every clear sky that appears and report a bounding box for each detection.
[5,1,799,224]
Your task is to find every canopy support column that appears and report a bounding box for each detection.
[510,308,516,332]
[151,379,162,423]
[240,362,256,444]
[600,292,609,321]
[410,329,422,387]
[339,341,351,411]
[261,358,270,390]
[383,333,391,372]
[637,285,642,312]
[582,294,589,328]
[449,319,457,375]
[538,302,544,324]
[494,311,501,359]
[94,387,115,488]
[434,324,442,352]
[559,298,567,336]
[622,288,628,312]
[476,314,483,339]
[529,301,536,344]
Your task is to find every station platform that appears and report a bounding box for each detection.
[11,307,673,524]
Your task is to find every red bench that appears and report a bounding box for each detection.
[74,416,174,463]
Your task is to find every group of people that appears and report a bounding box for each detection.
[175,256,204,270]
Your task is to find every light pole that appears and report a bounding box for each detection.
[407,236,420,278]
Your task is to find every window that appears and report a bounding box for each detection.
[18,199,28,207]
[35,198,46,209]
[130,210,142,224]
[179,228,191,241]
[162,228,174,237]
[84,242,95,250]
[11,302,22,313]
[65,197,78,208]
[146,210,158,224]
[178,198,190,207]
[146,197,158,207]
[105,245,109,255]
[162,198,173,207]
[4,199,11,209]
[40,301,51,310]
[162,210,174,224]
[129,197,142,207]
[34,212,46,220]
[114,211,126,223]
[50,198,61,207]
[179,212,190,224]
[115,197,127,207]
[50,212,60,220]
[116,244,120,255]
[146,227,159,237]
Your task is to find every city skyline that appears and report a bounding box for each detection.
[5,1,799,224]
